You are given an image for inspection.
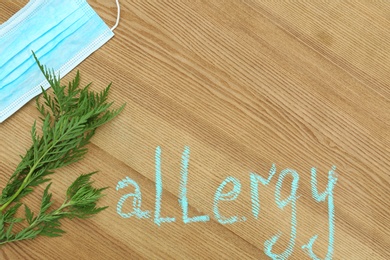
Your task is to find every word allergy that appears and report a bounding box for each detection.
[115,146,338,260]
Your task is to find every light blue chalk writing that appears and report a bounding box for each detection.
[265,168,299,260]
[116,177,150,219]
[250,163,277,219]
[213,176,241,224]
[302,166,338,260]
[154,146,175,226]
[179,146,210,223]
[115,145,340,258]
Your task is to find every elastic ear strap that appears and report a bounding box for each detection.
[111,0,120,31]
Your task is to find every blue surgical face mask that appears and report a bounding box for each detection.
[0,0,120,123]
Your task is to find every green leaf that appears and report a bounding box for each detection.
[0,54,124,246]
[24,205,34,224]
[5,222,14,240]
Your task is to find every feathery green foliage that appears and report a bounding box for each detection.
[0,52,124,246]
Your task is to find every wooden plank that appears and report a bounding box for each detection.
[0,0,388,259]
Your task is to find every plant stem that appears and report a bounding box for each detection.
[0,202,71,246]
[0,119,85,212]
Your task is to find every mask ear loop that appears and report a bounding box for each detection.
[111,0,120,31]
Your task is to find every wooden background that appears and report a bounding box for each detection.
[1,0,389,259]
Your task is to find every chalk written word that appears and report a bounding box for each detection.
[116,146,338,260]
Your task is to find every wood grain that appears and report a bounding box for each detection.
[0,0,389,259]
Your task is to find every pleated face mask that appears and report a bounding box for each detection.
[0,0,120,123]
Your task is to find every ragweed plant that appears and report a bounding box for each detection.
[0,53,125,245]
